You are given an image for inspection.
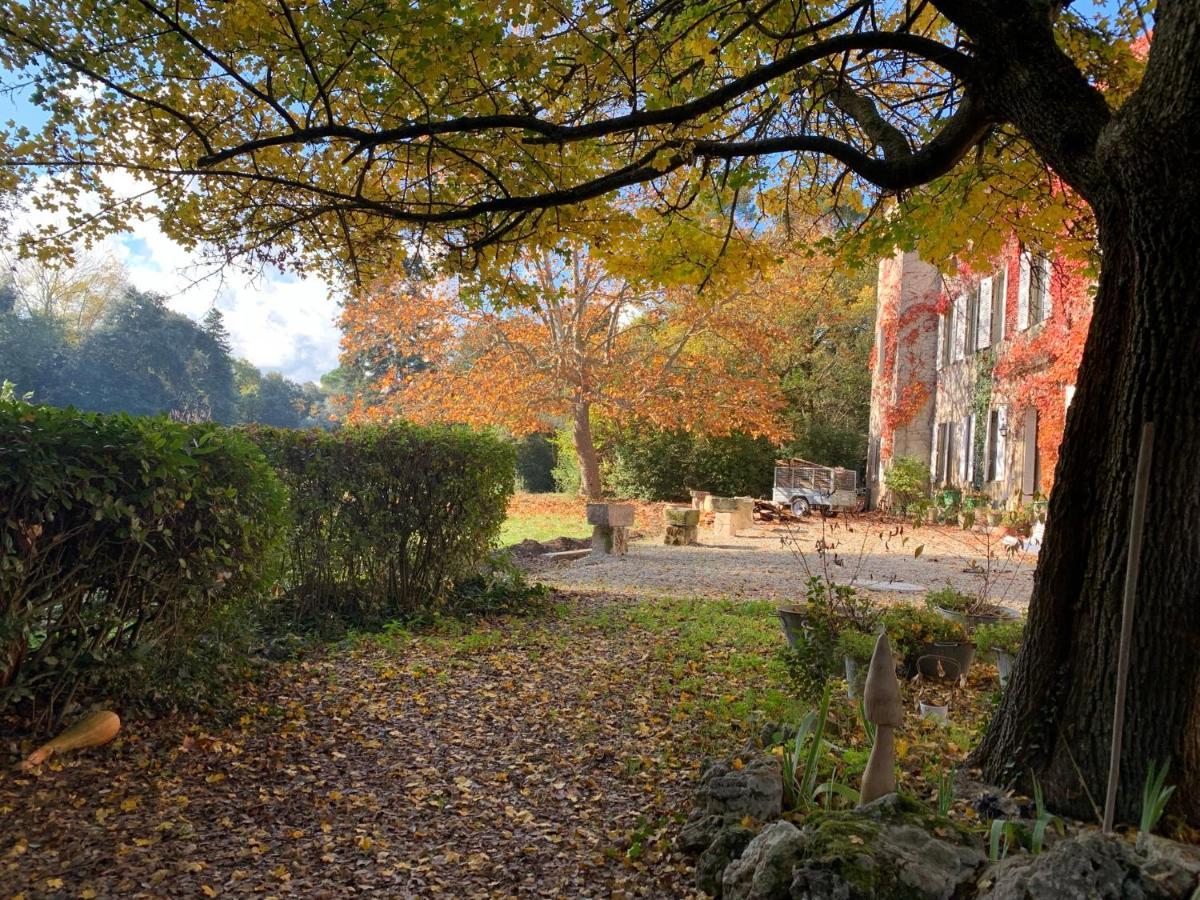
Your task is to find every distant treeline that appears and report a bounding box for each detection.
[0,255,348,427]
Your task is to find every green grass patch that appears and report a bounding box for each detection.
[499,511,591,545]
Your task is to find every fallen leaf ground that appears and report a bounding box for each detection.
[1,593,807,899]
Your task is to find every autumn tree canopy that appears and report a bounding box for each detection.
[342,242,789,498]
[2,0,1200,826]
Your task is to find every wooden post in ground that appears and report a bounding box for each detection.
[1103,421,1154,833]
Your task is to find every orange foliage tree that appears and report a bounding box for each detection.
[340,245,789,499]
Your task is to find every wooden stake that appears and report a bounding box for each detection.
[1103,421,1154,833]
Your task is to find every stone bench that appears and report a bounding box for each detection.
[689,489,710,511]
[711,496,755,537]
[663,505,700,545]
[586,502,635,557]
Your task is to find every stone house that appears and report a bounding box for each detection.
[866,238,1093,509]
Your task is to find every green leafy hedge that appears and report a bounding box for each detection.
[245,423,515,630]
[600,421,775,501]
[0,401,286,721]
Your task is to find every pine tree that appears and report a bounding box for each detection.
[201,307,232,354]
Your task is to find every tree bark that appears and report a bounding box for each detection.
[572,400,603,501]
[971,118,1200,825]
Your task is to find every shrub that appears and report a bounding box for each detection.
[246,423,515,631]
[0,401,286,723]
[515,432,556,492]
[973,620,1025,656]
[885,456,930,512]
[924,584,975,613]
[837,629,878,665]
[550,426,582,495]
[882,605,968,666]
[600,419,775,501]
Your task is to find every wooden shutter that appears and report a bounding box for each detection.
[953,295,967,361]
[935,314,945,371]
[994,268,1007,342]
[1021,407,1039,497]
[1041,255,1054,321]
[1018,251,1031,330]
[965,414,976,484]
[931,422,941,481]
[994,406,1007,482]
[977,277,993,349]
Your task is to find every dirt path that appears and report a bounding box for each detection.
[1,595,756,900]
[537,517,1036,611]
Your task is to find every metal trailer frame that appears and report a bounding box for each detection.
[772,458,859,515]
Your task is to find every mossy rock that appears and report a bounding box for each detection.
[789,794,985,900]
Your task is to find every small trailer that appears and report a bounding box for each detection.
[772,458,860,517]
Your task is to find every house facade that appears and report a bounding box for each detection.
[866,238,1093,509]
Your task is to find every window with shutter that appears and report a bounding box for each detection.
[977,277,993,349]
[1018,252,1031,330]
[936,314,945,371]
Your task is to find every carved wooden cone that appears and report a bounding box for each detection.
[860,633,903,804]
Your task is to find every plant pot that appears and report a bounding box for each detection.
[776,608,811,649]
[844,656,867,699]
[987,511,1003,527]
[919,641,976,677]
[916,653,961,682]
[934,605,1021,631]
[919,701,949,722]
[959,511,975,529]
[995,649,1016,687]
[925,508,939,525]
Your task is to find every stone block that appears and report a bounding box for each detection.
[591,524,629,556]
[710,496,740,513]
[664,524,698,545]
[689,489,710,510]
[586,502,635,527]
[664,506,701,527]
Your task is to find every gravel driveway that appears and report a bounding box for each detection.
[536,516,1036,610]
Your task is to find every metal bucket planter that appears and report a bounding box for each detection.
[776,608,811,649]
[919,701,949,722]
[844,657,868,699]
[995,649,1016,687]
[918,642,976,678]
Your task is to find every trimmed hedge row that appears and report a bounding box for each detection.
[244,424,515,630]
[0,401,286,721]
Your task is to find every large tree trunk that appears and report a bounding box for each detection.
[572,400,603,501]
[972,126,1200,825]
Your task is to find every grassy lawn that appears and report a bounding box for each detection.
[499,492,591,544]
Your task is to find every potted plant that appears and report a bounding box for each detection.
[883,605,974,677]
[958,508,976,530]
[974,619,1025,687]
[837,630,877,699]
[926,583,1020,630]
[986,507,1004,528]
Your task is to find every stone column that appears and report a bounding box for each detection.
[586,503,635,557]
[664,506,700,545]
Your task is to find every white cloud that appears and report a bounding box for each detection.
[110,222,343,385]
[10,169,345,384]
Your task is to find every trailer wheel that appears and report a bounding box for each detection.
[791,497,811,517]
